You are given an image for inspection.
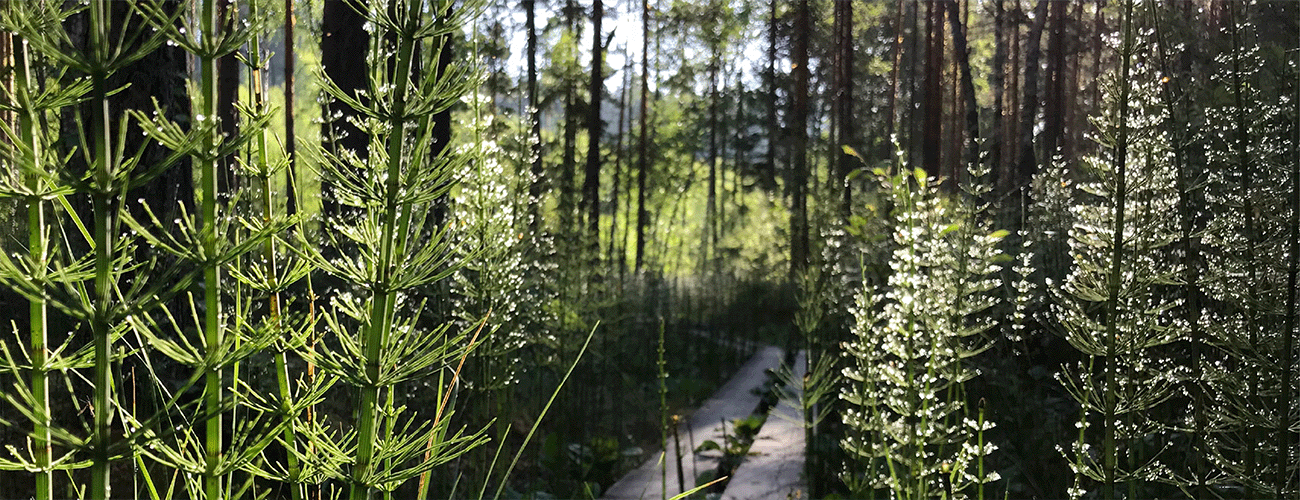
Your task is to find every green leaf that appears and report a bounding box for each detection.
[989,229,1011,241]
[694,440,721,453]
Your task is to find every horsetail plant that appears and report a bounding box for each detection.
[302,0,490,497]
[1197,4,1300,496]
[123,0,302,496]
[0,28,56,500]
[840,162,1004,499]
[223,1,336,496]
[0,1,208,497]
[1055,1,1188,496]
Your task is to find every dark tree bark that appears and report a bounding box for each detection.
[560,0,580,236]
[610,58,629,275]
[990,0,1005,182]
[1043,0,1067,159]
[284,0,297,216]
[1002,1,1022,195]
[765,0,779,191]
[431,6,454,228]
[582,0,605,252]
[320,0,368,219]
[1015,0,1050,192]
[635,0,650,272]
[526,0,543,234]
[217,0,239,196]
[947,0,979,178]
[833,0,853,217]
[789,0,809,278]
[885,0,904,159]
[922,0,943,177]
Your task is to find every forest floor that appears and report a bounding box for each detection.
[600,346,806,500]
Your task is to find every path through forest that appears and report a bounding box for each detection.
[601,346,807,500]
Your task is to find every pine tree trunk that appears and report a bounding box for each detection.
[321,0,368,220]
[431,7,453,228]
[1015,1,1049,193]
[610,59,628,274]
[991,0,1005,188]
[789,0,810,278]
[766,0,779,191]
[217,0,239,195]
[583,0,604,256]
[923,0,943,177]
[1043,0,1066,159]
[834,0,853,217]
[635,0,650,272]
[526,0,543,233]
[284,0,297,216]
[946,0,979,180]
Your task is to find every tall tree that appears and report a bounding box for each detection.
[1015,1,1050,193]
[284,0,297,215]
[611,55,630,273]
[582,0,605,251]
[1042,0,1068,159]
[789,0,809,277]
[706,1,723,268]
[922,0,943,177]
[765,0,779,190]
[990,0,1006,180]
[833,0,853,217]
[559,0,582,235]
[526,0,543,233]
[947,0,979,175]
[635,0,650,272]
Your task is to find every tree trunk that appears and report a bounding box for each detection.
[1015,0,1050,192]
[885,0,904,162]
[1002,1,1021,196]
[560,0,581,236]
[635,0,650,272]
[922,0,943,177]
[525,0,543,233]
[217,0,239,196]
[947,0,979,178]
[765,0,779,191]
[990,0,1005,185]
[789,0,810,278]
[431,6,453,227]
[284,0,297,216]
[583,0,605,254]
[610,58,628,273]
[834,0,853,217]
[1043,0,1067,159]
[321,0,368,219]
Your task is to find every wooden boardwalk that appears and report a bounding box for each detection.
[601,347,808,500]
[721,350,808,500]
[601,346,784,500]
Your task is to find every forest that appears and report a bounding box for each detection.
[0,0,1297,499]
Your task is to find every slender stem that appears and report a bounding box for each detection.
[16,28,52,500]
[351,2,421,497]
[1228,4,1262,484]
[89,1,115,497]
[1281,6,1299,493]
[198,0,223,496]
[245,0,303,495]
[1102,2,1135,498]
